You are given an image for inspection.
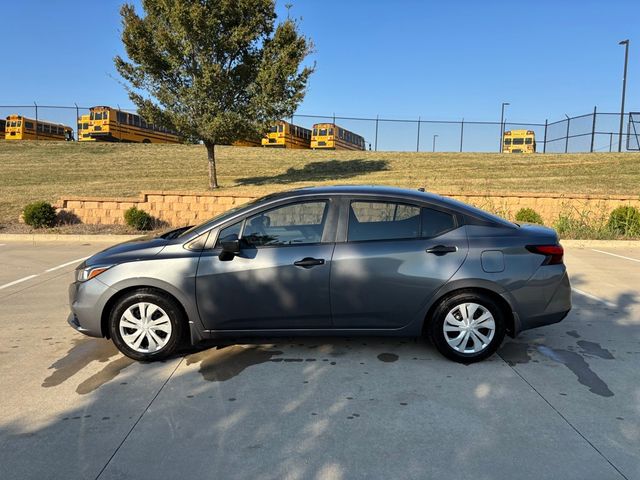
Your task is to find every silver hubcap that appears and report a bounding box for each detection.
[119,302,172,354]
[443,302,495,354]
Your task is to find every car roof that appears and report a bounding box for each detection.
[184,185,515,239]
[277,185,515,227]
[272,185,456,208]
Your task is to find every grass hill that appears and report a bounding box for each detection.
[0,140,639,224]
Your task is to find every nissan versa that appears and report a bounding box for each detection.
[68,186,571,363]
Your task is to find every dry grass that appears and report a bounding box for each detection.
[1,140,639,224]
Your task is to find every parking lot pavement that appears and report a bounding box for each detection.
[0,240,638,480]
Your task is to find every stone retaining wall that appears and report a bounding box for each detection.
[56,190,640,227]
[56,191,255,226]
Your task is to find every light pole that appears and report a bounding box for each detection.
[499,102,510,152]
[618,39,629,152]
[432,134,438,152]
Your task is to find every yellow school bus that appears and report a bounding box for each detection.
[77,114,94,142]
[503,129,536,153]
[232,139,262,147]
[262,120,311,148]
[87,106,180,143]
[311,123,365,150]
[0,118,5,137]
[4,114,73,141]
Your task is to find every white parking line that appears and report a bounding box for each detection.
[45,256,89,272]
[0,275,39,291]
[591,249,640,263]
[571,287,616,308]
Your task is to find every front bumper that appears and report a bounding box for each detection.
[67,278,115,338]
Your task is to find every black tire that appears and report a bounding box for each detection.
[428,291,506,364]
[109,288,185,361]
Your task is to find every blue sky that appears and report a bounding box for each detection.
[0,0,638,150]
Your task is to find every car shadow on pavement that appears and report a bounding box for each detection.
[3,273,640,479]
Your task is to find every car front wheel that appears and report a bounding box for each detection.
[109,289,184,361]
[429,292,505,363]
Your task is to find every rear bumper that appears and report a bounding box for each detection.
[510,266,572,335]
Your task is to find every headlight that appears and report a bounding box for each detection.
[75,265,114,282]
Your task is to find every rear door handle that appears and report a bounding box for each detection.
[426,245,458,255]
[294,257,325,268]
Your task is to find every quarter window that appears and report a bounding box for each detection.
[348,201,420,242]
[243,201,328,247]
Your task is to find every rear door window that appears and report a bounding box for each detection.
[421,208,456,238]
[348,201,420,242]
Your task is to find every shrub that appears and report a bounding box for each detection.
[22,201,57,228]
[608,206,640,237]
[515,207,544,225]
[124,207,153,231]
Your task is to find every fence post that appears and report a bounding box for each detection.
[34,101,38,141]
[374,115,379,152]
[609,133,613,152]
[543,119,548,153]
[459,118,464,152]
[564,115,570,153]
[590,106,597,153]
[416,117,421,152]
[74,103,79,141]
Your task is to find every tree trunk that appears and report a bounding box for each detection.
[205,141,218,189]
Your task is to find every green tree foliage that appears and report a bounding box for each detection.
[515,207,544,225]
[22,201,57,228]
[608,205,640,236]
[124,207,154,231]
[115,0,314,188]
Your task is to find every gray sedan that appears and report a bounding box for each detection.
[68,186,571,363]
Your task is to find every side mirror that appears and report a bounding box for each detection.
[219,239,241,261]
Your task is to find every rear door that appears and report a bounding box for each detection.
[330,198,468,329]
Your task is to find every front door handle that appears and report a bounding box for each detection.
[294,257,325,268]
[426,245,458,255]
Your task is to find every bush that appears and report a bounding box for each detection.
[608,206,640,236]
[22,201,57,228]
[124,207,153,231]
[515,207,544,225]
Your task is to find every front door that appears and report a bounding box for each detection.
[196,200,334,331]
[331,199,468,329]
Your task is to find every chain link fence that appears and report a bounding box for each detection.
[1,103,638,152]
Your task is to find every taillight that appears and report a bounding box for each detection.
[526,245,564,265]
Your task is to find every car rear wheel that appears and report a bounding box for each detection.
[429,292,505,363]
[109,289,184,361]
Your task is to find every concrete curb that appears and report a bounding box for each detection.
[561,239,640,248]
[0,234,142,243]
